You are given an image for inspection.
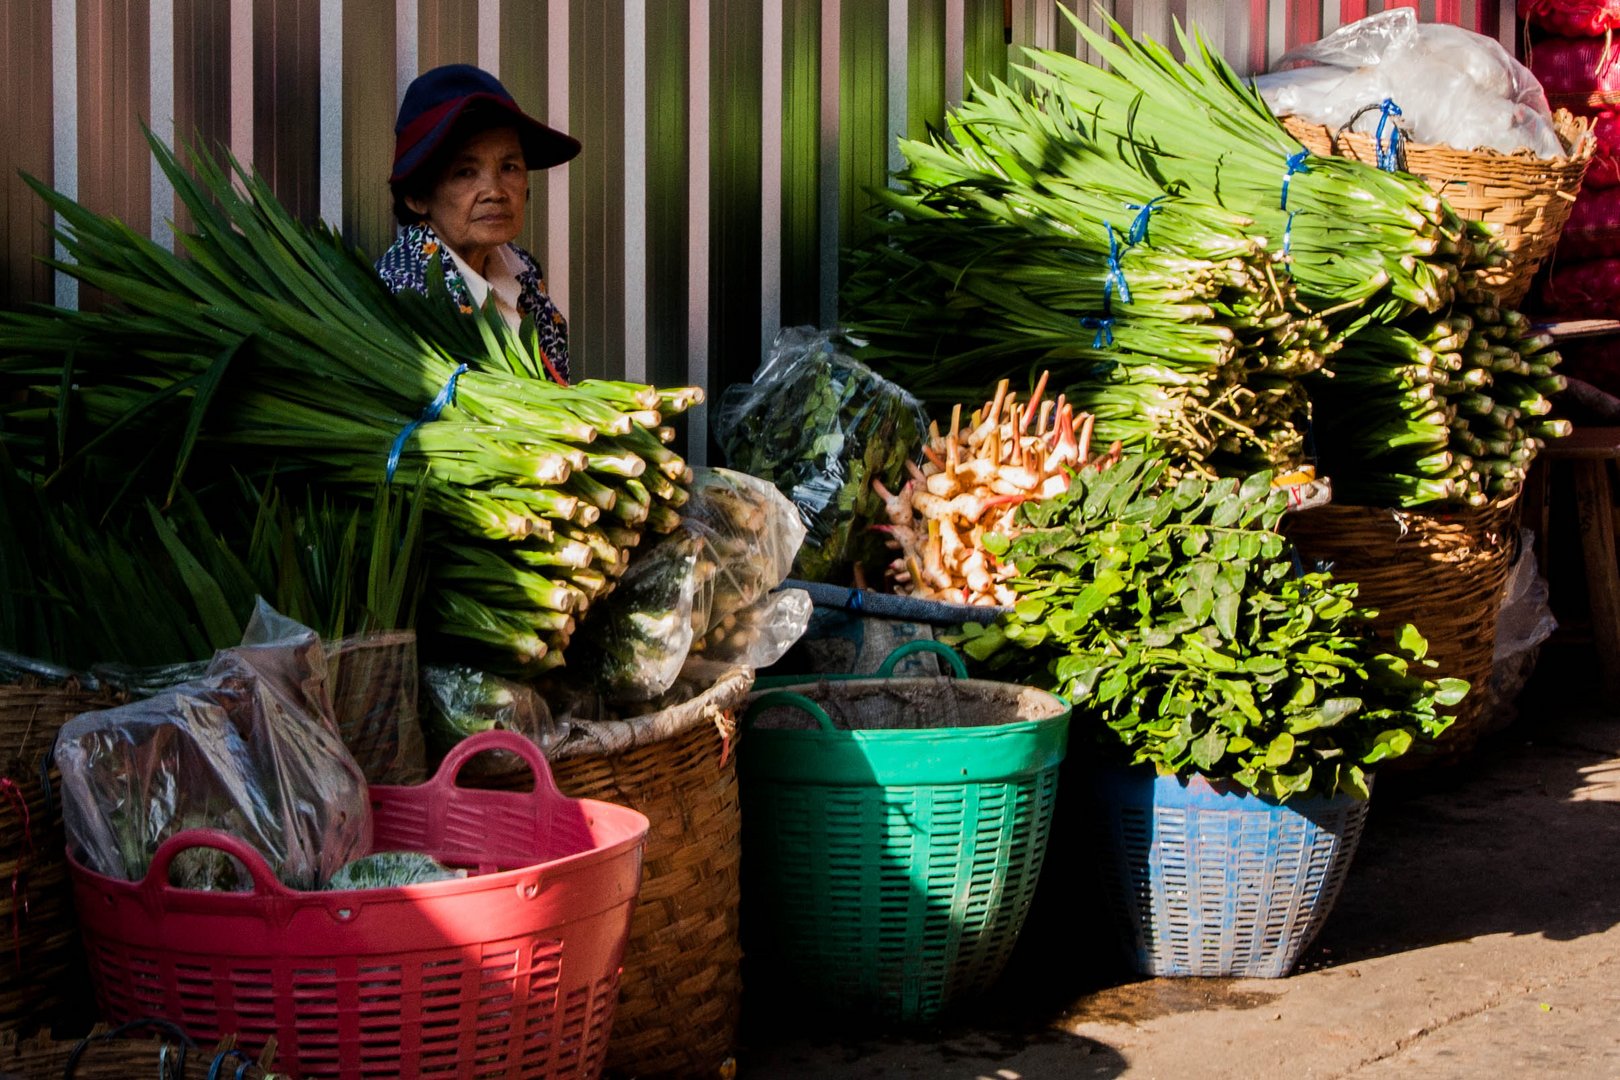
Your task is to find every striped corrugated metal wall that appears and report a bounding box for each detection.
[5,0,1514,453]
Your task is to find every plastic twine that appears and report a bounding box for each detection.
[1282,209,1299,271]
[1280,150,1310,211]
[1081,316,1116,349]
[1,778,32,974]
[386,363,469,482]
[1125,197,1166,246]
[1375,97,1404,172]
[1103,225,1132,306]
[206,1047,256,1080]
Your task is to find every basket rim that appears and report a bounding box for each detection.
[1280,107,1595,164]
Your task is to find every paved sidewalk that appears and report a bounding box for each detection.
[736,650,1620,1078]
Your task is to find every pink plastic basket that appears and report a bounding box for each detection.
[67,731,649,1080]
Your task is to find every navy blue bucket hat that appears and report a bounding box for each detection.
[390,64,580,184]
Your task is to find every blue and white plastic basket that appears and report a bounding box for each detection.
[1090,768,1370,978]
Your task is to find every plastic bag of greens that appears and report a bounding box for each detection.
[53,599,372,890]
[420,663,572,758]
[576,528,705,701]
[1256,8,1563,158]
[714,327,928,582]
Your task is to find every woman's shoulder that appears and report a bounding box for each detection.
[376,223,452,295]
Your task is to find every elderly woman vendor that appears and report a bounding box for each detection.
[375,64,578,384]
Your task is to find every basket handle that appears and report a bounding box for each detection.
[431,728,565,800]
[874,640,968,680]
[142,829,291,898]
[743,691,837,732]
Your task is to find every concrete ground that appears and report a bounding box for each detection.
[734,646,1620,1079]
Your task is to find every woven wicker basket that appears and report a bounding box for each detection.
[0,1025,280,1079]
[460,663,754,1079]
[0,679,120,1037]
[1282,110,1594,307]
[1282,494,1520,767]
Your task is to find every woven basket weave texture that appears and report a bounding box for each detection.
[1282,110,1593,307]
[0,680,120,1036]
[533,666,752,1080]
[1282,495,1520,766]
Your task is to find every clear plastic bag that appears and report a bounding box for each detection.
[1256,9,1565,158]
[682,468,806,634]
[714,327,929,582]
[53,600,372,890]
[420,663,573,758]
[577,468,807,702]
[1486,530,1558,729]
[692,587,814,671]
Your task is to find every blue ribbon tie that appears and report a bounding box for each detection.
[386,362,469,482]
[1280,150,1310,211]
[1125,196,1166,246]
[1375,97,1404,172]
[1103,225,1132,307]
[1081,316,1116,349]
[1281,209,1299,272]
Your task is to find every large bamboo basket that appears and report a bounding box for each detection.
[1282,494,1520,767]
[0,678,121,1037]
[459,662,755,1079]
[1282,110,1593,308]
[0,1025,279,1079]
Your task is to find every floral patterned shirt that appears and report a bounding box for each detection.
[374,222,570,384]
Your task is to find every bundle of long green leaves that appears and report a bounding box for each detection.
[846,13,1564,503]
[954,455,1465,800]
[844,68,1329,476]
[0,134,701,674]
[0,455,423,674]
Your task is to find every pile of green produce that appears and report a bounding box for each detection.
[956,454,1464,799]
[1309,287,1569,506]
[844,13,1564,504]
[714,328,927,581]
[0,134,700,674]
[843,75,1329,476]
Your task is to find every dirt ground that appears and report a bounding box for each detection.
[734,644,1620,1079]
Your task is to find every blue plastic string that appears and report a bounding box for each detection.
[1281,209,1299,272]
[1280,149,1310,211]
[1375,97,1404,172]
[1125,197,1166,246]
[386,362,469,482]
[845,588,865,612]
[1081,315,1116,349]
[1103,225,1132,306]
[206,1048,254,1080]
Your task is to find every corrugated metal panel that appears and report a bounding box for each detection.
[173,0,231,236]
[8,0,1521,411]
[340,0,396,260]
[2,0,57,309]
[568,0,627,382]
[78,0,151,311]
[252,0,319,227]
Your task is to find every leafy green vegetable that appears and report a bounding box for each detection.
[955,454,1462,800]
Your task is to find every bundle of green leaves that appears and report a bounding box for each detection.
[955,455,1466,800]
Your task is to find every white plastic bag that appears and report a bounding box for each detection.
[1486,530,1558,728]
[1256,9,1565,158]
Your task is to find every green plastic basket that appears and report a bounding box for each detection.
[742,642,1071,1022]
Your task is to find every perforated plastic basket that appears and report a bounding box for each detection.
[744,642,1070,1021]
[1091,767,1370,978]
[67,731,649,1079]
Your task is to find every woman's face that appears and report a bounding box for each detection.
[406,125,528,270]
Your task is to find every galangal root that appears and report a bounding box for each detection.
[873,372,1120,606]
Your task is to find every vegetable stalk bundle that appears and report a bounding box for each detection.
[844,70,1328,476]
[1309,283,1565,507]
[0,136,700,673]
